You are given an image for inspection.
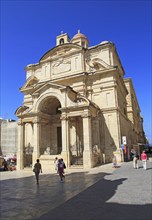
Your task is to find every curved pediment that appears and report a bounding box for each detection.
[20,76,39,91]
[15,106,29,116]
[39,43,82,62]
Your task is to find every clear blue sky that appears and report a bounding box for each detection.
[1,0,151,143]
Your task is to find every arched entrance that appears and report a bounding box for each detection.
[38,96,62,155]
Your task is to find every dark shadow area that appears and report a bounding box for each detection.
[35,176,152,220]
[0,171,109,220]
[0,168,151,220]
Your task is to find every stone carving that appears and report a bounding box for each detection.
[33,117,40,124]
[85,57,96,73]
[85,57,110,73]
[93,145,99,154]
[52,58,71,74]
[44,147,51,155]
[18,119,23,125]
[60,115,68,120]
[81,112,91,118]
[77,94,90,106]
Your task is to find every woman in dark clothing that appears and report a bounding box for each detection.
[58,159,65,182]
[33,159,42,184]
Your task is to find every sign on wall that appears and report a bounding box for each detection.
[122,136,127,145]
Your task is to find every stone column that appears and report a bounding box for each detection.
[32,117,41,165]
[82,112,93,168]
[61,115,70,167]
[17,119,24,170]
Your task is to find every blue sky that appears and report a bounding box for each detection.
[1,0,151,143]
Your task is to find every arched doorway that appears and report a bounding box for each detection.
[39,96,62,155]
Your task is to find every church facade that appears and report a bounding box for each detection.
[16,31,146,170]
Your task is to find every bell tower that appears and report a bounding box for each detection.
[56,31,70,46]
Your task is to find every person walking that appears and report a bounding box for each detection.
[141,150,148,170]
[112,154,117,168]
[2,159,8,171]
[54,157,58,173]
[33,159,42,184]
[130,148,135,161]
[133,151,139,169]
[58,159,65,182]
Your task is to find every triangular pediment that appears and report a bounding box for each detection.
[32,82,66,96]
[39,43,82,62]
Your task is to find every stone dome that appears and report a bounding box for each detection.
[72,31,88,40]
[71,30,89,48]
[71,30,88,41]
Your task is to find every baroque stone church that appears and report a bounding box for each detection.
[16,31,146,170]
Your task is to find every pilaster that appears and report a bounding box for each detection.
[17,119,24,170]
[82,112,93,168]
[60,114,70,167]
[32,117,41,165]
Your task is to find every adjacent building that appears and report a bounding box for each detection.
[15,31,146,170]
[0,118,18,156]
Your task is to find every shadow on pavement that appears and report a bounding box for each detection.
[0,171,151,220]
[36,176,152,220]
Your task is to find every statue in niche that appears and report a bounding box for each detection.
[93,145,99,154]
[44,147,51,155]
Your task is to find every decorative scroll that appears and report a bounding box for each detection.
[33,117,40,124]
[18,119,24,125]
[81,112,91,118]
[60,115,68,120]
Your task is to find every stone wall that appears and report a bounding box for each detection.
[0,119,18,156]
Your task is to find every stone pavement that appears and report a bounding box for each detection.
[0,160,152,220]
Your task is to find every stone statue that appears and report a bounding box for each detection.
[44,147,51,155]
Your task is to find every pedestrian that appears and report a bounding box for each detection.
[54,157,58,173]
[112,154,117,168]
[58,159,65,182]
[33,159,42,184]
[130,148,135,161]
[141,150,148,170]
[61,158,66,169]
[2,159,8,171]
[133,151,139,169]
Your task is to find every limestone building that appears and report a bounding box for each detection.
[16,31,146,170]
[0,118,18,156]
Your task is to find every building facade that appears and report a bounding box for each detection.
[0,118,18,156]
[16,31,146,170]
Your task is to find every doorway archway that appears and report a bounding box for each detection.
[38,96,62,155]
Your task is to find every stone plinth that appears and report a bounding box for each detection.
[39,154,59,172]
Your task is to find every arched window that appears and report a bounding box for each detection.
[59,38,64,44]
